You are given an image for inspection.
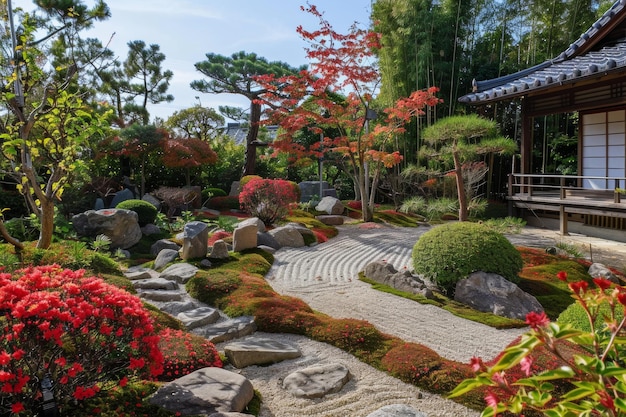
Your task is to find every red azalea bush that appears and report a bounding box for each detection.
[0,265,163,415]
[157,329,222,381]
[239,178,299,225]
[208,230,233,246]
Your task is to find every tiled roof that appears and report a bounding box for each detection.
[224,123,278,146]
[459,0,626,104]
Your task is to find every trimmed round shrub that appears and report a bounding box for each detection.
[412,222,523,295]
[558,299,623,332]
[239,175,263,192]
[202,187,227,201]
[116,199,158,226]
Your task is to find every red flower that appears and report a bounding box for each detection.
[593,277,612,291]
[556,271,568,281]
[569,280,589,295]
[0,351,10,365]
[617,291,626,306]
[598,390,615,412]
[525,311,550,330]
[11,402,24,413]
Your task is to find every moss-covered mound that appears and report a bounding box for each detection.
[412,222,523,295]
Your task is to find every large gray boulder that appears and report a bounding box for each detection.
[237,217,266,233]
[159,263,199,284]
[151,239,181,256]
[154,249,180,270]
[315,196,344,215]
[111,188,135,208]
[149,367,254,415]
[454,271,544,319]
[71,209,141,249]
[209,240,230,259]
[589,263,619,283]
[269,225,305,248]
[181,221,209,260]
[363,261,436,299]
[232,223,258,252]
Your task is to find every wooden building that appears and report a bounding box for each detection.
[459,0,626,242]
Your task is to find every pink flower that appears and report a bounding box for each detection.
[525,311,550,330]
[485,390,499,408]
[520,356,533,376]
[470,356,485,373]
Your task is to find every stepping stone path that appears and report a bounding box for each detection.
[123,219,368,415]
[125,261,353,414]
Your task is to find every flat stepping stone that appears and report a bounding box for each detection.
[178,307,220,330]
[282,363,350,399]
[138,289,185,302]
[159,263,198,284]
[365,404,427,417]
[224,337,301,369]
[149,367,253,415]
[197,316,256,344]
[132,278,179,291]
[160,301,201,315]
[124,266,158,280]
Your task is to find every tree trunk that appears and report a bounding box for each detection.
[453,150,468,221]
[37,197,55,249]
[242,101,262,177]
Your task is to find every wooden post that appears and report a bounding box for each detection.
[559,205,569,236]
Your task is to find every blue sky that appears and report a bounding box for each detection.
[81,1,374,122]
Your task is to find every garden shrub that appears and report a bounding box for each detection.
[205,196,240,211]
[412,222,522,295]
[208,230,233,246]
[239,175,263,191]
[157,328,222,381]
[202,187,227,201]
[239,178,299,225]
[248,296,321,335]
[115,199,158,226]
[558,298,623,332]
[0,265,163,415]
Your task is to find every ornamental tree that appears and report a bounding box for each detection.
[421,115,517,221]
[0,2,112,249]
[162,137,218,186]
[0,265,163,415]
[191,51,306,177]
[255,4,440,222]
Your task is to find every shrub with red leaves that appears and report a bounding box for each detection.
[0,265,163,414]
[157,329,222,381]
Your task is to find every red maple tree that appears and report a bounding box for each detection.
[162,137,218,186]
[255,4,441,221]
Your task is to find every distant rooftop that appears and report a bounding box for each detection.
[223,123,279,146]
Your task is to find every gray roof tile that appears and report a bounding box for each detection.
[460,0,626,104]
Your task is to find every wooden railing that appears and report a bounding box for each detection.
[508,174,626,203]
